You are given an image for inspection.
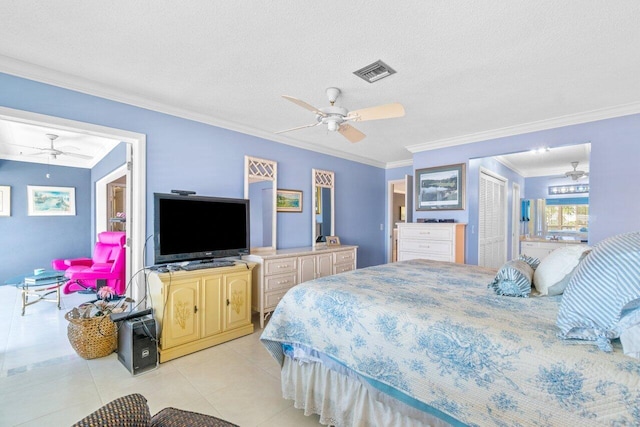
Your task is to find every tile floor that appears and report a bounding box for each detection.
[0,285,321,426]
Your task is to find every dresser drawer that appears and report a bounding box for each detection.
[334,262,355,274]
[265,289,288,310]
[399,226,453,241]
[264,257,297,275]
[399,239,452,255]
[264,272,297,292]
[333,249,355,264]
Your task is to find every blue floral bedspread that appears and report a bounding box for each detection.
[261,259,640,426]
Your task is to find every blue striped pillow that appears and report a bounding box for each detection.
[556,231,640,351]
[488,259,533,297]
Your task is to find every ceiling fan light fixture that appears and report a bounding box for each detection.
[327,120,339,132]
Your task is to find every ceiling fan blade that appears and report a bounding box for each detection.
[282,96,327,117]
[275,122,321,134]
[4,142,43,150]
[338,123,366,143]
[348,103,405,122]
[62,152,93,160]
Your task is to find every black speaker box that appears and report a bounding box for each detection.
[117,316,158,375]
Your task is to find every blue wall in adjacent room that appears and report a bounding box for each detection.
[0,72,388,273]
[0,160,91,280]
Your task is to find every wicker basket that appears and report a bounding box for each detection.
[65,311,117,359]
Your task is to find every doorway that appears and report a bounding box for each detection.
[0,106,146,301]
[387,175,413,263]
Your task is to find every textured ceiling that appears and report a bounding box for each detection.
[0,1,639,168]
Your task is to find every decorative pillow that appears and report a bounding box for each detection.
[533,244,591,296]
[488,259,533,297]
[518,254,541,271]
[557,231,640,351]
[616,306,640,359]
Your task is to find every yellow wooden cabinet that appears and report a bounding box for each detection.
[148,263,254,363]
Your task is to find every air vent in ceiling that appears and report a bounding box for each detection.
[353,60,397,83]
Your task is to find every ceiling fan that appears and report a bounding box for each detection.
[564,161,589,180]
[10,133,93,160]
[275,87,405,143]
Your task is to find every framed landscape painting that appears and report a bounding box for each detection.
[27,185,76,216]
[415,164,465,210]
[0,185,10,216]
[276,189,303,212]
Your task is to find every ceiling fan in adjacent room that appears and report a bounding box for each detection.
[563,161,589,180]
[9,133,93,160]
[275,87,405,143]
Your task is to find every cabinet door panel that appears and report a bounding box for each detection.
[224,272,251,330]
[316,253,333,278]
[202,275,223,337]
[298,255,316,283]
[163,279,200,349]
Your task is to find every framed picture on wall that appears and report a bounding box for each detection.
[27,185,76,216]
[0,185,10,216]
[276,189,303,212]
[415,163,465,211]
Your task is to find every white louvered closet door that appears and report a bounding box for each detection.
[479,170,507,268]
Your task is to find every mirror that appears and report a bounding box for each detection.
[312,168,335,246]
[244,156,277,251]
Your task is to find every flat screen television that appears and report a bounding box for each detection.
[153,193,250,265]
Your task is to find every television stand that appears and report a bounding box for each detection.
[148,262,255,363]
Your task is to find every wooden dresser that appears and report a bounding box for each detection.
[243,245,358,328]
[148,262,255,363]
[397,223,466,263]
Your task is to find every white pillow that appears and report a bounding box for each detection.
[617,306,640,359]
[533,244,590,296]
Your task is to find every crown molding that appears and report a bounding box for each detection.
[384,158,413,169]
[0,55,387,168]
[406,102,640,154]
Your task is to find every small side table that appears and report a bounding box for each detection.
[4,270,68,315]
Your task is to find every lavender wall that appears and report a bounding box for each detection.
[0,72,387,273]
[412,114,640,263]
[0,160,91,279]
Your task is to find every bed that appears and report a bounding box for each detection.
[261,257,640,426]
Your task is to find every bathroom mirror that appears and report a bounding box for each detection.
[312,168,335,246]
[244,156,277,251]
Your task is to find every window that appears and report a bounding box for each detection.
[546,204,589,232]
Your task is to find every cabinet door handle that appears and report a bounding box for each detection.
[194,305,198,314]
[226,299,230,306]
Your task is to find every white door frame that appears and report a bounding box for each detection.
[96,164,127,235]
[387,179,403,263]
[0,106,147,302]
[511,182,521,260]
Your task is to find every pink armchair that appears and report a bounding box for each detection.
[52,231,127,295]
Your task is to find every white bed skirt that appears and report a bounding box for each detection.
[281,356,452,427]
